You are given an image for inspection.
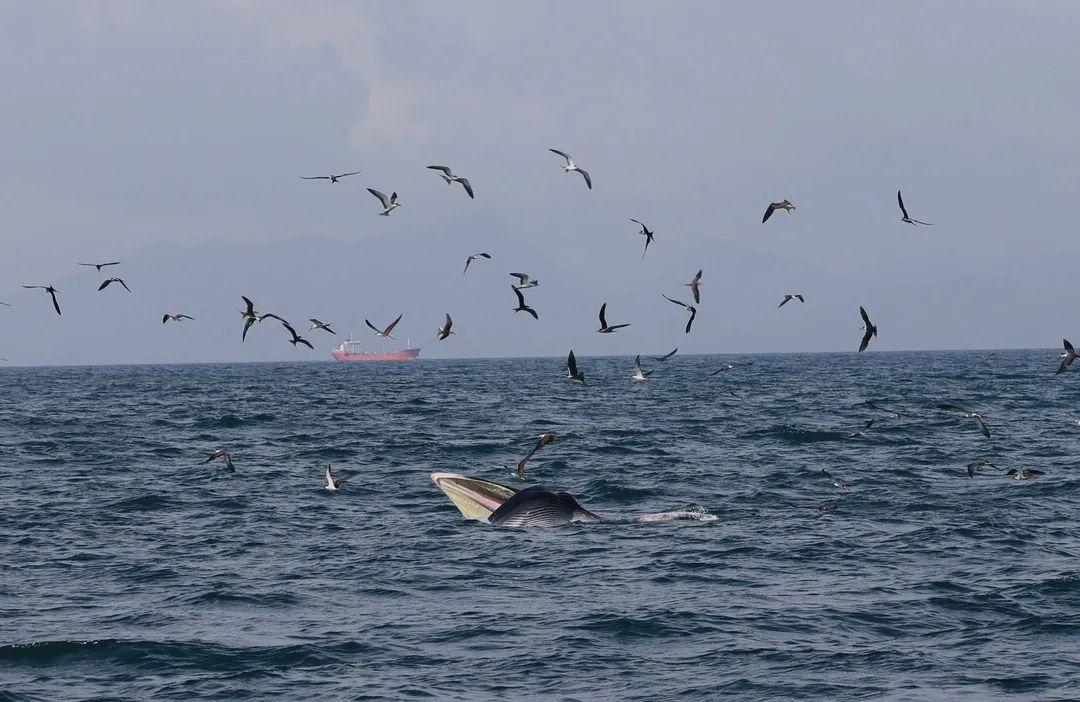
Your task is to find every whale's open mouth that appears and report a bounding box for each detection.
[430,473,517,522]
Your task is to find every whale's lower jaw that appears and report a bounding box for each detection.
[431,473,517,522]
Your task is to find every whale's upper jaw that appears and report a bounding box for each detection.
[431,473,517,522]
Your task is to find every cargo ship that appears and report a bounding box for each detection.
[331,338,421,362]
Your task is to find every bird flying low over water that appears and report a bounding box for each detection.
[662,294,697,333]
[630,219,655,258]
[78,261,120,272]
[821,468,854,491]
[324,464,349,490]
[98,277,131,293]
[566,350,586,384]
[937,404,992,439]
[282,322,314,349]
[1004,468,1044,480]
[684,270,702,304]
[652,348,678,362]
[162,313,194,324]
[301,170,361,183]
[709,362,753,375]
[632,355,653,381]
[367,188,402,215]
[966,460,996,478]
[858,306,877,352]
[365,314,403,339]
[549,149,592,189]
[850,419,874,437]
[516,433,556,478]
[597,303,630,333]
[437,313,454,340]
[1057,339,1077,375]
[22,285,61,315]
[897,190,933,226]
[204,449,235,472]
[240,296,259,341]
[509,272,539,289]
[778,293,805,308]
[512,286,538,319]
[426,165,474,199]
[308,319,336,335]
[864,401,914,419]
[463,253,491,276]
[762,199,795,223]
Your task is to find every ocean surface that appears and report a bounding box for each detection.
[2,351,1079,700]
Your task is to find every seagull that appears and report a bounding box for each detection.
[1004,468,1044,480]
[778,293,805,308]
[162,314,195,324]
[509,272,539,289]
[966,460,996,478]
[897,190,933,226]
[282,322,314,349]
[426,165,474,199]
[516,433,556,478]
[629,219,654,257]
[566,350,586,384]
[98,277,131,293]
[632,355,653,381]
[308,319,336,335]
[301,170,361,183]
[324,464,349,490]
[22,285,61,315]
[512,286,538,319]
[651,348,678,362]
[762,199,795,223]
[365,314,403,339]
[367,188,402,215]
[684,270,702,304]
[850,419,874,438]
[821,468,853,491]
[937,404,992,439]
[597,303,630,333]
[463,253,491,276]
[78,261,120,272]
[709,362,753,375]
[662,294,697,333]
[1057,339,1078,375]
[204,449,235,472]
[436,313,454,340]
[549,149,592,189]
[858,306,877,352]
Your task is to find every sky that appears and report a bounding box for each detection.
[2,1,1080,365]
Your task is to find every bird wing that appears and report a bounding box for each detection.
[48,289,61,316]
[162,315,170,324]
[634,355,643,374]
[299,337,314,350]
[444,313,453,332]
[513,286,527,307]
[567,350,579,376]
[384,313,403,334]
[577,169,592,190]
[629,218,644,229]
[762,204,776,223]
[118,279,131,292]
[525,306,538,319]
[390,192,398,203]
[282,322,299,340]
[685,308,696,334]
[778,296,791,308]
[259,313,285,323]
[242,296,255,315]
[974,416,991,438]
[549,148,571,163]
[301,176,331,180]
[662,294,688,309]
[1058,358,1070,375]
[795,294,804,302]
[334,171,361,178]
[367,188,391,207]
[458,178,474,199]
[653,348,678,361]
[98,280,111,291]
[509,273,528,284]
[897,190,910,219]
[365,319,381,334]
[609,324,630,331]
[598,303,607,328]
[859,328,873,352]
[860,306,872,327]
[224,454,235,471]
[1066,339,1075,354]
[478,253,491,259]
[427,165,452,175]
[242,316,255,341]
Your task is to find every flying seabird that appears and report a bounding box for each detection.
[162,313,195,324]
[204,449,235,472]
[367,188,402,216]
[301,170,361,183]
[850,419,874,438]
[762,199,795,223]
[1057,339,1077,375]
[78,261,120,272]
[324,464,349,490]
[821,468,853,491]
[22,285,61,316]
[966,460,996,478]
[709,362,753,376]
[897,190,933,226]
[597,303,630,333]
[937,404,992,438]
[864,401,913,419]
[651,348,678,362]
[778,293,805,308]
[98,277,131,293]
[512,286,538,319]
[1004,468,1044,480]
[463,253,491,276]
[858,306,877,352]
[516,433,556,478]
[629,219,654,257]
[365,314,403,339]
[566,350,586,384]
[308,319,336,335]
[509,272,539,289]
[436,313,454,340]
[684,270,702,304]
[240,296,259,341]
[426,166,474,199]
[549,149,592,189]
[661,294,697,333]
[282,322,314,349]
[632,355,653,381]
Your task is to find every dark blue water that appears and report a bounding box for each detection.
[2,351,1079,700]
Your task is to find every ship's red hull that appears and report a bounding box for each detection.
[331,347,421,362]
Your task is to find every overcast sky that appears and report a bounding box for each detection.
[3,1,1080,365]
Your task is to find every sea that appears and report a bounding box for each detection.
[2,350,1079,700]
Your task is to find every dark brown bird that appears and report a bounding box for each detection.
[516,433,556,478]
